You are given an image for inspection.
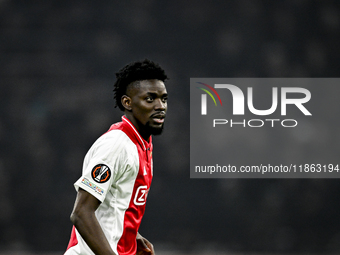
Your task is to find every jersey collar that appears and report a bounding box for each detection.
[122,116,152,151]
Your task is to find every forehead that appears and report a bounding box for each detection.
[127,79,167,96]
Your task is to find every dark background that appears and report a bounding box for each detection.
[1,0,340,254]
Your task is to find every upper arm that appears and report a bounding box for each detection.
[69,190,117,255]
[71,188,101,222]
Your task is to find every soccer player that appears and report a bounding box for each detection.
[64,59,168,255]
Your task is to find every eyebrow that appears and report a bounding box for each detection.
[145,92,168,97]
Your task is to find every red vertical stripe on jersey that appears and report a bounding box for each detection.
[66,226,78,250]
[115,118,153,255]
[116,145,152,255]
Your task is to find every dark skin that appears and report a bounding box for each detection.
[122,79,168,141]
[70,79,167,255]
[70,189,154,255]
[70,188,117,255]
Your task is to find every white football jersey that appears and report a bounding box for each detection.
[65,116,153,255]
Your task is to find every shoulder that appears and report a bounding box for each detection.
[83,129,139,178]
[95,129,139,180]
[92,129,137,156]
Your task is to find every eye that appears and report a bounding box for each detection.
[162,97,168,103]
[145,96,154,102]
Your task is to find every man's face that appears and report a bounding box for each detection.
[126,79,168,136]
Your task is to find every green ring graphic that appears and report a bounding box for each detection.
[198,87,217,106]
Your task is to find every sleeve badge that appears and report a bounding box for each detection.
[91,164,111,183]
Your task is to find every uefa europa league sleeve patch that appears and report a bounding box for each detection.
[91,164,111,183]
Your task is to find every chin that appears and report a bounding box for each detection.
[151,127,164,136]
[146,123,164,136]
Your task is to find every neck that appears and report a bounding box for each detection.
[124,113,150,142]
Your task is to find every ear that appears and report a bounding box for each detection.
[121,95,132,111]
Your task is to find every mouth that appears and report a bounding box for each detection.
[151,113,166,124]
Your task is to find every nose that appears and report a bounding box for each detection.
[155,98,166,110]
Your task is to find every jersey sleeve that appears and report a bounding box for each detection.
[74,130,136,203]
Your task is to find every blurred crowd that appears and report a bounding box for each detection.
[1,0,340,253]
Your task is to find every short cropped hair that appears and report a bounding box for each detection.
[113,59,169,111]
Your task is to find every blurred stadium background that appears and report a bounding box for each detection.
[1,0,340,254]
